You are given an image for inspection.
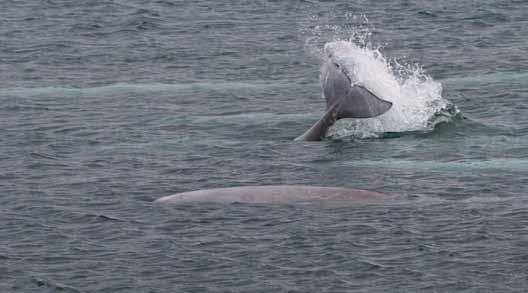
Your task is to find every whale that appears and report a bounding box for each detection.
[155,43,393,205]
[155,185,387,204]
[295,43,393,141]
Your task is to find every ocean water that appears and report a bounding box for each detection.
[2,0,528,291]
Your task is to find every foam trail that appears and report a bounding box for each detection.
[322,40,458,139]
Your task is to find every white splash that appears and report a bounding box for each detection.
[323,40,457,139]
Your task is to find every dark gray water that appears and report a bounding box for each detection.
[2,0,528,291]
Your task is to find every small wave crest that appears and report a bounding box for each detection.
[303,15,460,139]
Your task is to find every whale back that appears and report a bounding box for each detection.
[155,185,387,204]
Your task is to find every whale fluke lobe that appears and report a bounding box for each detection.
[155,185,387,204]
[338,85,392,119]
[296,47,393,141]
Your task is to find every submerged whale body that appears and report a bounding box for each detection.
[155,185,387,204]
[295,42,393,141]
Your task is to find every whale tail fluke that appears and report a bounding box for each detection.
[294,85,392,141]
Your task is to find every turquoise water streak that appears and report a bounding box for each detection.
[2,0,528,292]
[349,158,528,172]
[0,81,293,98]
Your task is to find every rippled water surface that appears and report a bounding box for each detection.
[2,0,528,291]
